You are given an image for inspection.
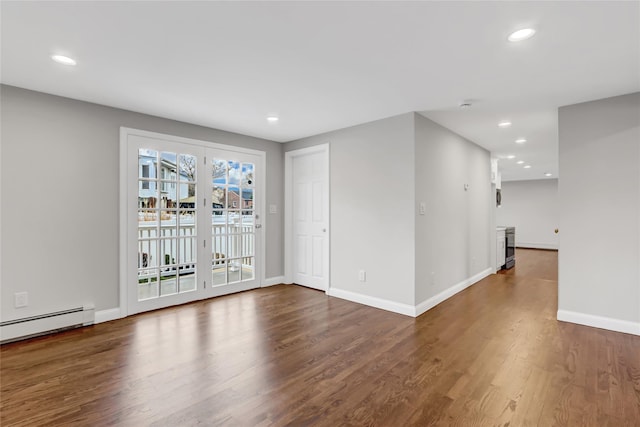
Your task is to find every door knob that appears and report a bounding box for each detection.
[255,224,262,229]
[554,228,558,234]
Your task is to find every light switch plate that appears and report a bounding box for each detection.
[269,204,277,214]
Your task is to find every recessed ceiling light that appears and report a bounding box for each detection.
[516,160,525,164]
[498,121,512,128]
[506,155,516,159]
[544,172,552,177]
[266,116,279,123]
[515,138,527,144]
[51,55,76,66]
[524,165,532,169]
[508,28,536,42]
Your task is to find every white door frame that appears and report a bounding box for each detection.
[119,127,266,317]
[284,143,330,292]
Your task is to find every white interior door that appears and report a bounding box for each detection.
[287,145,329,291]
[122,128,264,315]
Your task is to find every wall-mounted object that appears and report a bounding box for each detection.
[491,159,499,183]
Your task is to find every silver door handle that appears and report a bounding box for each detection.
[255,224,262,229]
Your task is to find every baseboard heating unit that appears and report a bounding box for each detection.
[0,305,95,344]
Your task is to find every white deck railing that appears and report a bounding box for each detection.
[137,216,254,276]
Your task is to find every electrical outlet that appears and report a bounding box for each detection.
[358,270,366,282]
[419,202,426,215]
[14,292,28,308]
[269,204,277,214]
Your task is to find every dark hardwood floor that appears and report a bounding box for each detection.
[498,247,559,281]
[2,249,639,426]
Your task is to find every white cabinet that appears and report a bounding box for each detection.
[496,228,506,270]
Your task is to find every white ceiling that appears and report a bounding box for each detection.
[2,1,638,181]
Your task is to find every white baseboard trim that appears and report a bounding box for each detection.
[327,268,493,318]
[516,242,558,250]
[262,276,286,287]
[94,308,123,324]
[557,310,640,336]
[415,267,493,317]
[327,288,415,317]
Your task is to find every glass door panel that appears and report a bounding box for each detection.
[134,145,200,310]
[209,153,259,293]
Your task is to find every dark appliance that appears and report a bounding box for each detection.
[505,227,515,269]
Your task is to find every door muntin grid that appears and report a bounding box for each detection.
[137,149,198,300]
[211,159,255,286]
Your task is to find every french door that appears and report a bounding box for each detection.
[122,128,264,315]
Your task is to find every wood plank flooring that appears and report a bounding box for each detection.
[2,249,639,426]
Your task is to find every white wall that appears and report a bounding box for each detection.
[496,179,559,250]
[285,113,493,314]
[558,92,640,335]
[1,85,284,321]
[285,113,416,307]
[414,114,492,306]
